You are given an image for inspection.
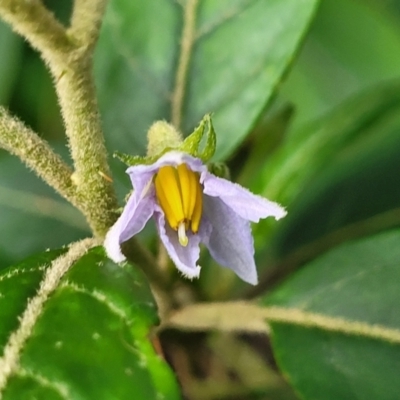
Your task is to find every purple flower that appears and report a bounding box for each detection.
[104,151,286,285]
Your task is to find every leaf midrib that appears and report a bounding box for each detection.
[162,302,400,345]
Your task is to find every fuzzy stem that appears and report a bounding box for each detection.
[69,0,109,49]
[0,0,73,63]
[52,55,117,238]
[0,108,77,206]
[0,0,118,238]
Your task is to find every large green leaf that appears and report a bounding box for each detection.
[95,0,319,160]
[261,229,400,400]
[0,245,181,399]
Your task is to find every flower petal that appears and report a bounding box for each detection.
[127,150,207,181]
[202,172,286,222]
[202,195,258,285]
[104,190,155,263]
[154,206,211,279]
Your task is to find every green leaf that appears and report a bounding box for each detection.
[0,154,88,269]
[267,82,400,258]
[95,0,319,160]
[261,230,400,400]
[0,245,181,399]
[0,21,23,104]
[280,0,400,129]
[254,81,400,206]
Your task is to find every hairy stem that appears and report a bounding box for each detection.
[0,0,118,237]
[53,56,117,237]
[0,108,77,206]
[0,0,73,64]
[69,0,109,49]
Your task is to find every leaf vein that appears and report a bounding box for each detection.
[59,281,129,322]
[0,265,46,283]
[16,368,71,400]
[164,302,400,344]
[0,239,96,396]
[194,0,256,41]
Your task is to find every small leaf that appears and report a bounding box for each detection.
[261,230,400,400]
[113,151,149,166]
[181,114,216,161]
[0,246,181,399]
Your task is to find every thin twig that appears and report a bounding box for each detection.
[171,0,199,128]
[0,0,118,237]
[0,0,73,65]
[0,108,78,207]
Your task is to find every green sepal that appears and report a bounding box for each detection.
[114,148,174,167]
[207,162,230,179]
[113,151,149,167]
[181,114,216,162]
[114,115,217,167]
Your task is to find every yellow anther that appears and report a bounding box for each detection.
[177,164,195,219]
[155,167,184,229]
[154,164,203,244]
[191,177,203,233]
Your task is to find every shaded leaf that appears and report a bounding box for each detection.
[0,246,181,399]
[280,0,400,129]
[0,154,88,269]
[262,230,400,400]
[95,0,319,160]
[0,21,23,104]
[267,82,400,257]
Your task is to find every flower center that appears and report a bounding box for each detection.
[154,164,203,247]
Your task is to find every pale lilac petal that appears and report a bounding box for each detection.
[202,172,286,222]
[104,190,155,263]
[202,195,258,285]
[127,151,207,182]
[104,218,126,263]
[154,206,211,279]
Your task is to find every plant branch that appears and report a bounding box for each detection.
[0,0,73,65]
[69,0,109,50]
[0,108,78,207]
[53,55,117,238]
[0,0,118,238]
[171,0,199,129]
